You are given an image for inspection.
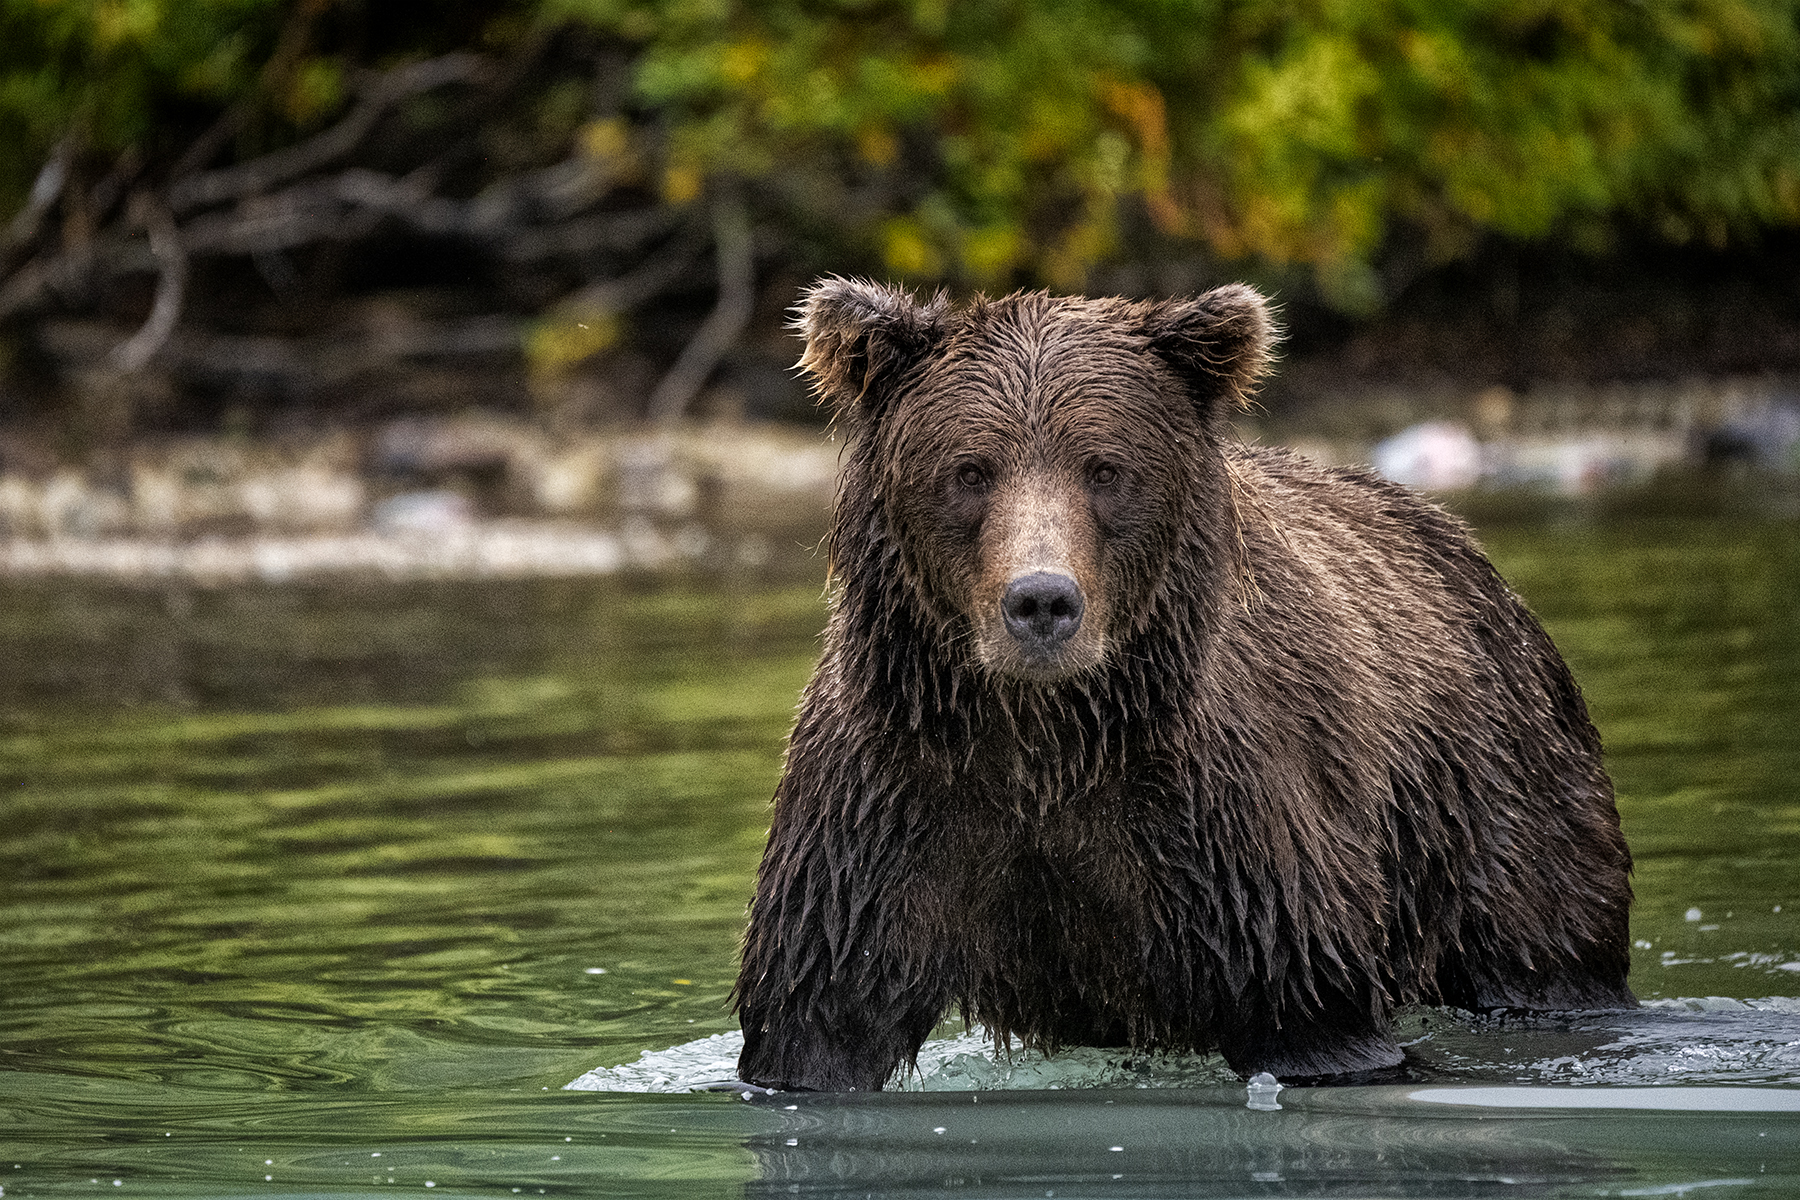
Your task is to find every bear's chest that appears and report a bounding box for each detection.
[921,783,1157,959]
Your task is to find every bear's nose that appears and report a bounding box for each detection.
[1002,571,1085,651]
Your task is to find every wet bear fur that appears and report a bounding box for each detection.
[734,278,1634,1091]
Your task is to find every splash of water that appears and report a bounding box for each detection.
[565,1026,1237,1093]
[567,999,1800,1094]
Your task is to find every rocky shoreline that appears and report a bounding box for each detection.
[0,519,780,584]
[0,420,839,584]
[1,373,1796,584]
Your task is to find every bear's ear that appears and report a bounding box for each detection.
[794,277,947,417]
[1140,284,1279,413]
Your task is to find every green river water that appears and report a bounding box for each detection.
[4,502,1800,1198]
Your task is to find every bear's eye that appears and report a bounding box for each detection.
[1089,463,1119,488]
[955,462,990,491]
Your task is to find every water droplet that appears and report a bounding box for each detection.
[1246,1071,1285,1111]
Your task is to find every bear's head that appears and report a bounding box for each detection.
[796,278,1276,684]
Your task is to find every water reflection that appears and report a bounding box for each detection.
[741,1086,1800,1198]
[2,507,1799,1197]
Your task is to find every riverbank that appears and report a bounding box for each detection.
[0,419,840,583]
[1,371,1796,583]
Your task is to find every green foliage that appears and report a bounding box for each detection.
[0,0,288,200]
[4,0,1798,308]
[0,0,529,215]
[545,0,1179,287]
[1194,0,1800,306]
[549,0,1800,303]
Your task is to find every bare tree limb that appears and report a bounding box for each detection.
[168,313,521,382]
[0,225,141,322]
[85,146,147,234]
[561,219,712,315]
[180,188,382,256]
[647,189,755,423]
[0,156,689,326]
[0,37,773,422]
[497,208,681,262]
[41,308,524,390]
[4,143,71,252]
[324,164,671,256]
[111,196,188,372]
[168,53,487,214]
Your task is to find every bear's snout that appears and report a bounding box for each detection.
[1002,571,1085,652]
[967,470,1107,682]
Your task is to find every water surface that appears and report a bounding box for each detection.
[4,505,1800,1197]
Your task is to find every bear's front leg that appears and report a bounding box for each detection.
[1211,979,1405,1082]
[737,992,944,1092]
[735,908,950,1090]
[734,775,951,1091]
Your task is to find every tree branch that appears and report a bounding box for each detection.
[0,37,751,419]
[168,53,487,214]
[1,158,691,326]
[646,189,756,423]
[560,218,712,315]
[497,208,681,263]
[110,196,188,372]
[4,143,70,253]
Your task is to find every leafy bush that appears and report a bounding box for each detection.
[3,0,1797,311]
[0,0,286,199]
[547,0,1800,305]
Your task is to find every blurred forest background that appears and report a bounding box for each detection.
[1,0,1797,491]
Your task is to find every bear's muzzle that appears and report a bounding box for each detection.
[1002,570,1086,653]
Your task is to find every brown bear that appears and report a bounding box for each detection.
[733,278,1634,1091]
